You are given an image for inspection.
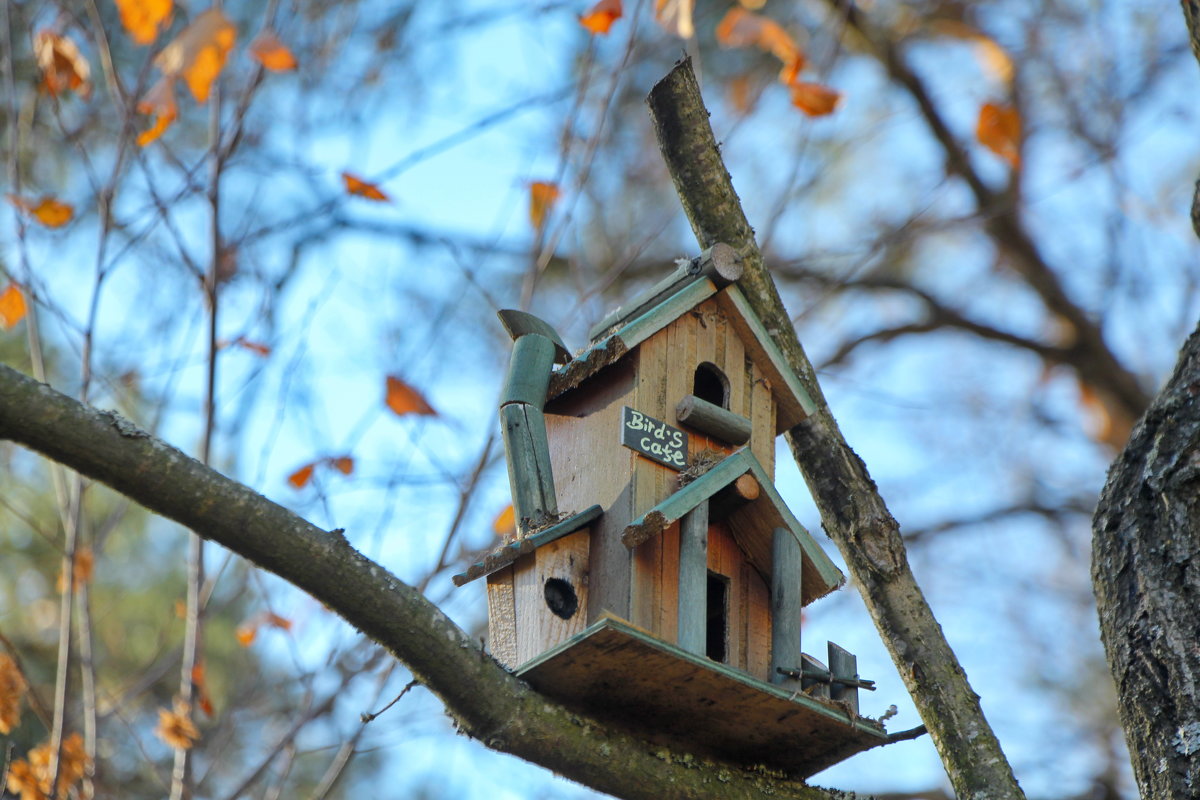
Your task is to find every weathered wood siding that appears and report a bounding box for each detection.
[545,360,636,624]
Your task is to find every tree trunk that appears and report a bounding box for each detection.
[1092,320,1200,799]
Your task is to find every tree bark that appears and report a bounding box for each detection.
[0,362,873,800]
[647,57,1025,800]
[1092,320,1200,799]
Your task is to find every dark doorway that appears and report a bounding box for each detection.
[706,571,729,662]
[693,362,730,409]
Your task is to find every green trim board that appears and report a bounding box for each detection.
[621,448,843,605]
[452,505,603,586]
[516,616,887,778]
[714,285,816,432]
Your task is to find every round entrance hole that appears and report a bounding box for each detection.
[543,578,578,620]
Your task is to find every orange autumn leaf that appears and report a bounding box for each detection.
[155,701,200,750]
[231,336,271,356]
[248,31,297,72]
[385,375,438,417]
[235,624,257,647]
[330,456,354,475]
[341,171,391,202]
[976,101,1021,167]
[529,181,560,230]
[57,547,94,593]
[580,0,622,35]
[191,663,213,717]
[263,612,292,631]
[7,195,74,228]
[136,77,178,146]
[492,505,516,538]
[0,654,26,735]
[13,733,90,800]
[154,8,236,103]
[116,0,173,45]
[778,54,807,87]
[716,7,799,62]
[790,82,842,116]
[287,463,316,489]
[0,285,28,331]
[35,32,92,98]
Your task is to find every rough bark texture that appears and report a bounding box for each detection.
[1093,321,1200,800]
[647,58,1024,800]
[0,362,872,800]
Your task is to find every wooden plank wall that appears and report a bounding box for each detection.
[509,529,591,667]
[546,362,636,625]
[629,303,779,647]
[704,522,771,680]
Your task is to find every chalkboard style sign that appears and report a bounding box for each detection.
[622,406,687,470]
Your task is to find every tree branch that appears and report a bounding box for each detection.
[646,57,1024,800]
[0,362,867,800]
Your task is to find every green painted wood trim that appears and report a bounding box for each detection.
[517,616,888,738]
[677,502,709,655]
[610,277,717,352]
[452,505,603,586]
[621,448,844,595]
[500,403,558,536]
[771,526,803,689]
[588,244,741,341]
[723,285,817,418]
[828,642,860,715]
[497,309,571,364]
[501,334,557,408]
[676,394,752,445]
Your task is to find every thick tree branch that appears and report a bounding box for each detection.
[647,58,1024,800]
[1092,319,1200,799]
[0,362,866,800]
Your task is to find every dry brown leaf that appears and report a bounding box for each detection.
[287,463,315,489]
[264,612,292,631]
[790,82,842,116]
[0,285,28,330]
[35,32,92,98]
[341,171,391,202]
[385,375,438,417]
[529,181,560,230]
[0,654,25,735]
[155,8,236,103]
[235,624,257,647]
[156,701,200,750]
[57,547,94,593]
[6,195,74,228]
[492,505,516,539]
[716,7,799,62]
[976,101,1021,167]
[580,0,622,35]
[116,0,173,45]
[330,456,354,475]
[249,31,297,72]
[136,77,178,146]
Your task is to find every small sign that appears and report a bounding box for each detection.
[622,406,688,470]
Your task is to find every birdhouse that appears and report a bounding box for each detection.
[455,243,888,776]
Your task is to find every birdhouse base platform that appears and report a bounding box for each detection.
[516,616,887,778]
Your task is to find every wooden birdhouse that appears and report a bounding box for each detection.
[455,243,888,776]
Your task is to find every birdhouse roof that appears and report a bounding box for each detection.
[549,273,817,433]
[621,447,843,605]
